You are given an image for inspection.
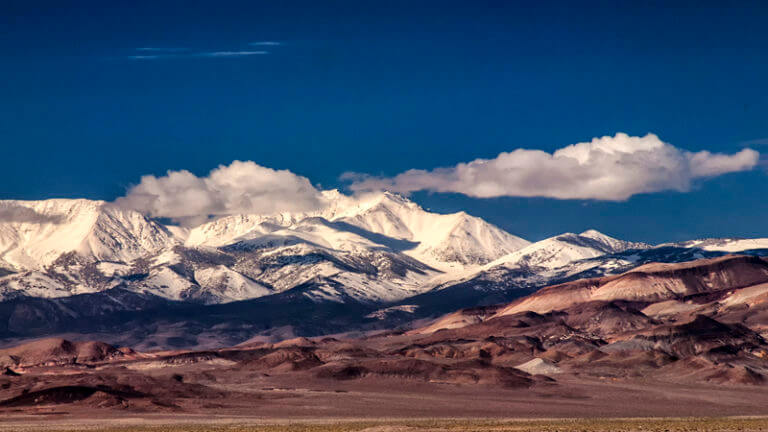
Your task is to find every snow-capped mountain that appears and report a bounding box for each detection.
[0,192,529,304]
[1,192,768,348]
[485,230,650,271]
[419,230,650,292]
[333,192,530,269]
[667,237,768,253]
[1,192,767,312]
[186,191,529,270]
[0,199,176,270]
[421,231,768,302]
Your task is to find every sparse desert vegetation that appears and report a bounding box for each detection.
[4,417,768,432]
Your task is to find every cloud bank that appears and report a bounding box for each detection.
[115,134,760,226]
[346,133,759,201]
[115,161,326,227]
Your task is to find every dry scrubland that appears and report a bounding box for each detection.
[3,418,768,432]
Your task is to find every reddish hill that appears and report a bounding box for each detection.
[0,338,122,368]
[400,255,768,385]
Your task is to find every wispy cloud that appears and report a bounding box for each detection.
[199,51,268,57]
[128,55,162,60]
[136,47,190,53]
[127,47,189,60]
[126,44,275,60]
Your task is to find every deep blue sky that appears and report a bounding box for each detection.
[1,1,766,243]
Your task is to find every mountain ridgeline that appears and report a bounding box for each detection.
[0,192,767,349]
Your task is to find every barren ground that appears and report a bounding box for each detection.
[3,417,768,432]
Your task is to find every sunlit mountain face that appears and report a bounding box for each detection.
[1,192,766,349]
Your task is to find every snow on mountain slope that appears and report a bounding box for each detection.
[301,270,436,304]
[416,231,654,297]
[168,191,531,303]
[221,216,393,253]
[188,191,530,271]
[0,199,176,270]
[228,244,348,291]
[2,194,766,310]
[482,230,648,272]
[186,213,305,248]
[122,246,272,304]
[669,238,768,253]
[579,230,650,253]
[193,266,272,303]
[225,242,440,303]
[336,192,530,269]
[0,271,74,301]
[132,266,195,301]
[441,234,768,299]
[184,189,356,248]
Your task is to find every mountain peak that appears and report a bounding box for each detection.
[0,198,176,270]
[579,229,608,239]
[578,229,651,253]
[331,191,528,268]
[366,190,419,210]
[477,229,652,274]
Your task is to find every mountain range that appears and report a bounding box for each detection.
[1,192,767,349]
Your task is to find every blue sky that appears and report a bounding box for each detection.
[1,1,766,243]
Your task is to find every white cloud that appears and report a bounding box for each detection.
[347,133,760,201]
[249,41,281,46]
[115,134,760,227]
[115,161,326,227]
